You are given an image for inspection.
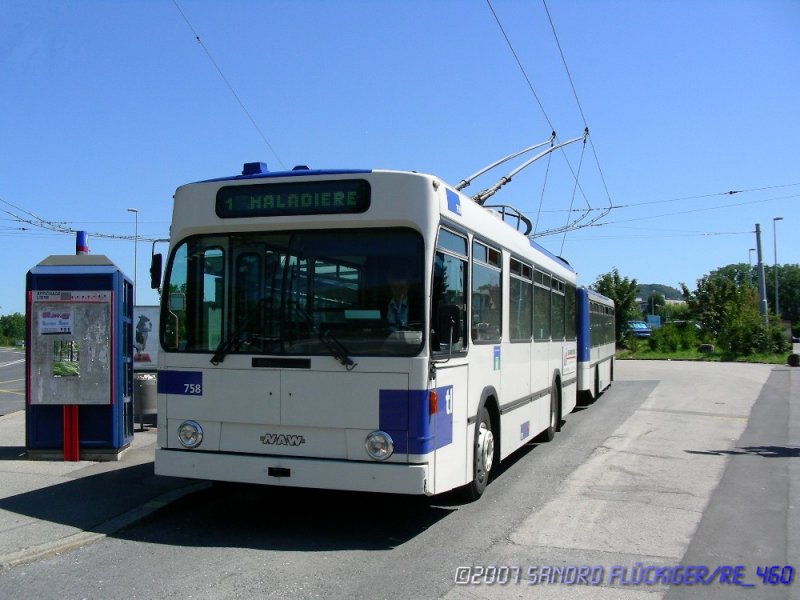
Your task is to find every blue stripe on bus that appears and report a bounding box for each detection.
[576,287,591,362]
[379,386,453,454]
[157,370,203,395]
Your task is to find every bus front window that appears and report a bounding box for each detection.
[161,229,424,357]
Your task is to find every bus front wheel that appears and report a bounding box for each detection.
[464,406,495,501]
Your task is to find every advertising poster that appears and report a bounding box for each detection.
[133,305,160,371]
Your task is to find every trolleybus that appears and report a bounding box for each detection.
[151,162,583,499]
[576,287,615,401]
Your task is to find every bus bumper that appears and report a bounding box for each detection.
[155,448,432,495]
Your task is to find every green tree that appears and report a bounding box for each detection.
[680,272,739,338]
[0,312,25,345]
[765,263,800,324]
[593,268,639,345]
[660,301,690,323]
[682,264,787,355]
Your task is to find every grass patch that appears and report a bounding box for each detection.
[617,347,790,365]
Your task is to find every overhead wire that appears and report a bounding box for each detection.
[560,134,588,254]
[569,230,753,241]
[0,198,166,242]
[533,144,553,234]
[609,181,800,210]
[484,0,609,239]
[541,0,614,217]
[525,181,800,214]
[171,0,286,170]
[581,192,800,227]
[485,0,555,133]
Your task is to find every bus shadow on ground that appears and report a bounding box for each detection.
[117,481,457,551]
[0,463,457,552]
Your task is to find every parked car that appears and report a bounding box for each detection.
[626,320,652,338]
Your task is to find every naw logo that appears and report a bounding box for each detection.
[260,433,306,446]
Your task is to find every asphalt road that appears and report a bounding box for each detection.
[0,348,25,416]
[0,360,795,599]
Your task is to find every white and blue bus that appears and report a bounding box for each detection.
[151,162,583,499]
[576,287,615,401]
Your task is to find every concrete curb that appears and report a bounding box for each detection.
[0,481,210,570]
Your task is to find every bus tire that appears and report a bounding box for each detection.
[463,406,495,501]
[536,380,560,442]
[594,368,601,399]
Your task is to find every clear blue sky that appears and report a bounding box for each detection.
[1,0,798,315]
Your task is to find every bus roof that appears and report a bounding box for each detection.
[189,162,576,275]
[580,286,614,305]
[195,162,372,184]
[528,238,575,273]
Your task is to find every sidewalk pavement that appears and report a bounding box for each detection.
[0,411,206,569]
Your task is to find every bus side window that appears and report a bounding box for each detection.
[533,269,551,341]
[471,241,502,343]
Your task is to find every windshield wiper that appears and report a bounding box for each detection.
[290,302,357,371]
[210,298,266,365]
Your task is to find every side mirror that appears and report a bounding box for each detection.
[150,253,163,289]
[437,304,462,346]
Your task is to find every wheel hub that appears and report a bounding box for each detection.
[476,423,494,479]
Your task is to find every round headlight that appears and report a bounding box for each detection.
[177,420,203,448]
[365,430,394,461]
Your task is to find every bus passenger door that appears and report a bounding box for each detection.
[431,362,469,494]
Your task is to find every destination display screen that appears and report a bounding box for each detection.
[216,179,371,218]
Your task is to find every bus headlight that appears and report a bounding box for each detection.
[177,420,204,448]
[365,431,394,461]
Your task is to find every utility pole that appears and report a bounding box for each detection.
[773,216,783,317]
[127,208,139,304]
[755,223,768,329]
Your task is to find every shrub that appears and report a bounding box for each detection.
[624,332,643,352]
[648,325,680,352]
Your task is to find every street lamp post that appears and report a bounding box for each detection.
[773,217,783,317]
[127,208,139,304]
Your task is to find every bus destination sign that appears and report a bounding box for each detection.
[216,179,371,218]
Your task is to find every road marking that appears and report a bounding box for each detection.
[0,359,25,367]
[0,388,24,396]
[0,378,24,384]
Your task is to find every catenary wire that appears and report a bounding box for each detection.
[172,0,286,170]
[485,0,610,236]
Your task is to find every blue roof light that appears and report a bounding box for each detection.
[242,162,269,175]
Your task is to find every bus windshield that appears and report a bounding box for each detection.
[161,228,425,358]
